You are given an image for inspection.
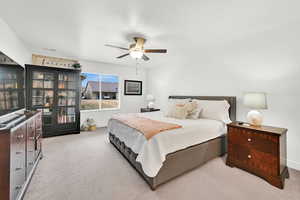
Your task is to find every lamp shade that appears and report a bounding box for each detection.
[146,94,155,101]
[243,92,267,109]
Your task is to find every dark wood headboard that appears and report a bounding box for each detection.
[168,96,236,121]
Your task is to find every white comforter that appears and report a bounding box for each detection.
[107,111,226,177]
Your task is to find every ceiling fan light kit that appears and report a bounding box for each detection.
[130,50,143,59]
[105,37,167,61]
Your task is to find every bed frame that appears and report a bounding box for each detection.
[109,96,236,190]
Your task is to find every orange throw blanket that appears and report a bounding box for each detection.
[112,114,182,140]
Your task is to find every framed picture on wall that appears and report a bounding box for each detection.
[124,80,142,95]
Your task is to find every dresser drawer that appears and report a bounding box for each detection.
[11,162,26,186]
[228,143,278,176]
[10,157,26,200]
[10,150,25,172]
[9,122,27,200]
[27,146,35,176]
[10,176,25,200]
[228,127,278,155]
[11,126,26,148]
[10,124,26,164]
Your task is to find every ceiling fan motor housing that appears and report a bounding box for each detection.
[129,43,141,51]
[105,36,166,61]
[130,37,146,51]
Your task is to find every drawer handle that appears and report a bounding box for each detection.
[15,167,23,171]
[247,138,252,142]
[28,150,34,153]
[15,185,22,190]
[17,134,24,139]
[16,151,22,155]
[29,162,34,166]
[248,155,252,159]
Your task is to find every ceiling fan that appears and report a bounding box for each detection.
[105,37,167,61]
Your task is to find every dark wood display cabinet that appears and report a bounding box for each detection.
[0,110,43,200]
[26,65,81,137]
[0,65,25,116]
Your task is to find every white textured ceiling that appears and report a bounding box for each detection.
[1,0,300,67]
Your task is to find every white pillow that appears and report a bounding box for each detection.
[196,100,231,123]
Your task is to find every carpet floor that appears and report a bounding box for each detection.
[24,128,300,200]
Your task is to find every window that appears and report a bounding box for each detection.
[80,73,119,111]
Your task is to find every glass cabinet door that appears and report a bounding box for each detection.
[0,69,22,113]
[57,73,77,125]
[31,71,55,125]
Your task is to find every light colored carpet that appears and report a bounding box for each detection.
[24,128,300,200]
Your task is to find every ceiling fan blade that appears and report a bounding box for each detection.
[116,53,130,59]
[105,44,128,50]
[142,54,150,61]
[144,49,167,53]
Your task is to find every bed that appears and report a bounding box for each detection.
[108,96,236,190]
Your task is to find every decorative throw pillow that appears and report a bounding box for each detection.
[166,101,201,120]
[166,98,190,117]
[186,100,202,119]
[171,104,189,119]
[166,103,187,119]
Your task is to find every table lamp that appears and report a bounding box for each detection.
[146,94,155,109]
[243,92,268,126]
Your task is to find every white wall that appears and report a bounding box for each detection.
[80,60,147,127]
[147,24,300,170]
[0,18,31,66]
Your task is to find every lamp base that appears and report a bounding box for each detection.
[148,102,154,109]
[247,110,263,126]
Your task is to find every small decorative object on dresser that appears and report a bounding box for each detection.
[226,121,289,189]
[72,62,82,69]
[140,108,160,113]
[243,92,267,126]
[124,80,142,95]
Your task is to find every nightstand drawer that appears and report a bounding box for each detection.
[228,127,278,155]
[228,144,278,175]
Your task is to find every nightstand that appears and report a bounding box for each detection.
[226,121,289,189]
[140,108,160,113]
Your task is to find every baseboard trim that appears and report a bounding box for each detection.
[287,159,300,171]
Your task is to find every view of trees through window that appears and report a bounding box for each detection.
[81,73,119,110]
